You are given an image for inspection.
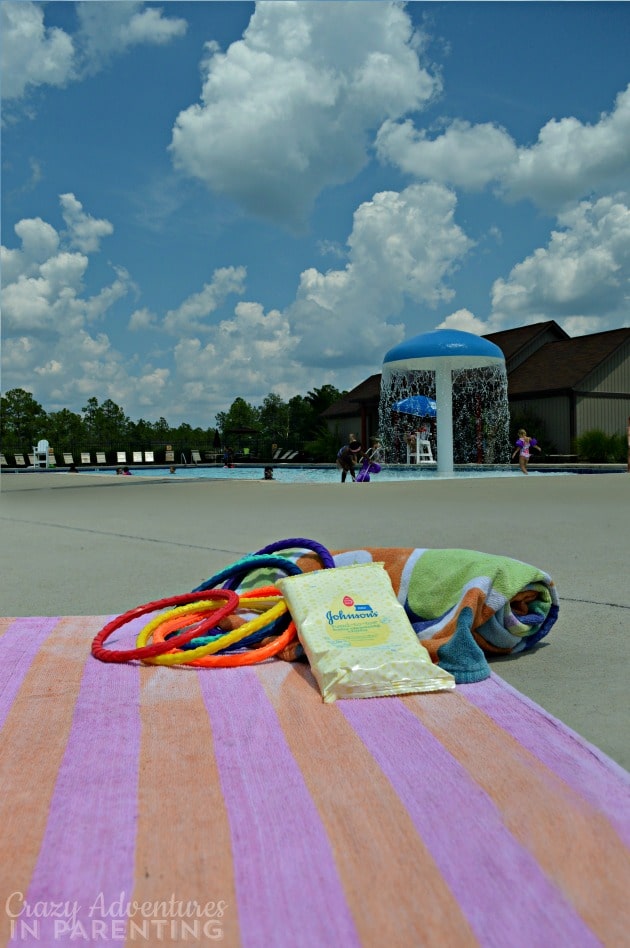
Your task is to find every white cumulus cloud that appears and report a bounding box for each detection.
[75,0,187,74]
[1,1,187,105]
[170,0,439,228]
[376,118,517,190]
[1,195,132,391]
[60,193,114,253]
[490,196,630,329]
[436,308,490,335]
[503,85,630,211]
[162,267,248,335]
[1,1,75,100]
[376,83,630,214]
[288,182,474,368]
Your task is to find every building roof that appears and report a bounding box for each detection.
[321,374,381,418]
[484,320,569,363]
[508,327,630,395]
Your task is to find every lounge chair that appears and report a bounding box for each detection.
[165,450,175,463]
[284,450,299,461]
[14,454,26,466]
[95,452,106,465]
[116,451,127,464]
[144,451,154,463]
[0,453,8,467]
[80,452,91,464]
[132,451,143,463]
[27,453,36,466]
[191,449,202,464]
[63,453,75,465]
[272,448,283,460]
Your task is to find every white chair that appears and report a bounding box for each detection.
[144,451,154,463]
[96,452,106,465]
[14,453,26,466]
[64,452,75,465]
[406,433,434,464]
[191,449,202,464]
[80,452,91,464]
[132,451,143,463]
[116,451,127,464]
[0,453,7,467]
[32,439,50,468]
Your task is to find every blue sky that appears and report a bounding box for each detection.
[2,1,629,427]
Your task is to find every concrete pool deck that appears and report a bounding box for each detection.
[1,470,628,769]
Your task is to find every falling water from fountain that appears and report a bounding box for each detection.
[379,330,510,474]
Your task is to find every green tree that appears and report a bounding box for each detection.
[305,384,345,415]
[44,408,86,451]
[0,388,46,449]
[259,393,290,445]
[215,398,260,435]
[82,397,130,448]
[128,418,155,447]
[305,423,343,462]
[153,416,171,441]
[286,394,316,444]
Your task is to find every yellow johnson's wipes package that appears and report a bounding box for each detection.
[277,563,455,702]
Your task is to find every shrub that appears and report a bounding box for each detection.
[574,429,625,462]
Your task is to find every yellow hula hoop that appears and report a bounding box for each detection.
[135,593,284,647]
[137,598,289,665]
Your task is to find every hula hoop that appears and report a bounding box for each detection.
[155,587,286,650]
[151,614,297,667]
[167,621,297,667]
[222,538,334,589]
[193,554,303,593]
[138,585,295,667]
[135,587,283,650]
[91,588,238,663]
[137,600,289,665]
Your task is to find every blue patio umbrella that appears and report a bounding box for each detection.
[392,395,437,417]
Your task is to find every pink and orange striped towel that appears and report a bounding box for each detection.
[1,610,628,947]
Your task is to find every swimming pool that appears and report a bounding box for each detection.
[124,465,575,483]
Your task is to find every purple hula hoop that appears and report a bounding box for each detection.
[223,537,334,590]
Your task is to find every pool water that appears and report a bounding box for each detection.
[125,465,573,483]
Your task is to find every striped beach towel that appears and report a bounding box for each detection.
[1,613,628,946]
[246,546,559,683]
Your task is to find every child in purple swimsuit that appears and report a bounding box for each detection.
[512,428,541,474]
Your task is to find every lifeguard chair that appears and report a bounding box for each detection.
[406,431,434,464]
[33,439,51,469]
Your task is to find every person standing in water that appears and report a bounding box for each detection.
[336,440,362,482]
[512,428,541,474]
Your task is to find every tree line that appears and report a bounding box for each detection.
[0,386,346,462]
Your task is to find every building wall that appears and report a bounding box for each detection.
[577,395,630,438]
[509,395,571,452]
[329,415,363,444]
[577,339,630,438]
[583,340,630,394]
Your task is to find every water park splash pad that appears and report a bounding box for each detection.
[379,329,510,474]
